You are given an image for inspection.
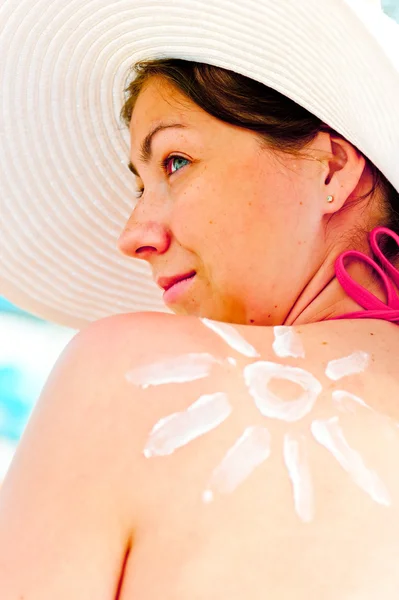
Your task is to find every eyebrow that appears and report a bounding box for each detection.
[128,123,187,177]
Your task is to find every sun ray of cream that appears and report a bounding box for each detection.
[126,353,219,388]
[143,392,232,457]
[311,417,391,506]
[333,391,399,441]
[202,426,271,503]
[273,326,306,359]
[201,318,260,357]
[244,361,322,422]
[332,390,372,414]
[325,351,370,381]
[283,433,315,523]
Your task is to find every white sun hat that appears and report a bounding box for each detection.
[1,0,398,330]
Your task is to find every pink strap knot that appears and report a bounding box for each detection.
[331,227,399,324]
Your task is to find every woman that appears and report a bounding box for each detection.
[0,0,398,598]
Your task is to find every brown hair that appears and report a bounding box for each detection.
[120,59,399,259]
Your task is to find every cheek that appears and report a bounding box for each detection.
[168,173,234,246]
[169,160,304,255]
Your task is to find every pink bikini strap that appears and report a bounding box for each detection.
[369,227,399,288]
[333,227,399,315]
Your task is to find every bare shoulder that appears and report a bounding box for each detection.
[108,312,399,393]
[81,312,399,420]
[68,312,399,448]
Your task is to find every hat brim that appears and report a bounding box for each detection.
[1,0,398,329]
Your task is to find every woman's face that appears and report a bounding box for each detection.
[118,77,330,325]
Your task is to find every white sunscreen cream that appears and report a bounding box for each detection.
[273,326,306,359]
[143,392,232,457]
[126,352,219,388]
[203,425,271,502]
[325,351,370,381]
[138,340,388,519]
[201,318,260,357]
[244,361,323,422]
[284,433,315,523]
[311,417,391,506]
[332,390,371,413]
[333,391,399,437]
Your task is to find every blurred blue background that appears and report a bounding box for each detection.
[384,0,399,19]
[1,0,398,482]
[0,298,75,480]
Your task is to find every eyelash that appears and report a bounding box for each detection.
[135,154,190,199]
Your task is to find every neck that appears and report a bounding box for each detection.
[283,243,398,326]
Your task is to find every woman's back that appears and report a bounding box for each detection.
[123,315,399,599]
[2,312,398,599]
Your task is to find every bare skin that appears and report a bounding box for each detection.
[0,313,398,599]
[0,78,398,598]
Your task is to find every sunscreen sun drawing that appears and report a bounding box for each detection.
[125,320,395,522]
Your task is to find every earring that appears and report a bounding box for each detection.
[327,195,334,203]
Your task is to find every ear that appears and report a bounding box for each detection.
[320,133,367,214]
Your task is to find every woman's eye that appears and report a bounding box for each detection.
[163,155,190,176]
[134,155,190,199]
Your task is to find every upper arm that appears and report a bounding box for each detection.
[0,315,145,600]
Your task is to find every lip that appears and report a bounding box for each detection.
[161,272,196,304]
[157,271,196,292]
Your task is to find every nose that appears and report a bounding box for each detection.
[117,215,171,261]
